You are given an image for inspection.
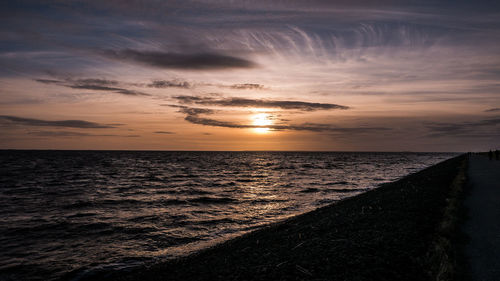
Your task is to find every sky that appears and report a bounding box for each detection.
[1,0,500,151]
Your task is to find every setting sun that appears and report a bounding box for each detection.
[252,113,273,133]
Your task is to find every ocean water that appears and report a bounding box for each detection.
[0,151,455,280]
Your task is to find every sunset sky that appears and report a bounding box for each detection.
[1,0,500,151]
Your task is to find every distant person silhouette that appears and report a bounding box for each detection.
[488,150,493,160]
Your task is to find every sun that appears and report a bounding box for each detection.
[252,113,273,133]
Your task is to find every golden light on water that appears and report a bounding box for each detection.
[252,113,273,134]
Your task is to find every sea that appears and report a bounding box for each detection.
[0,151,456,281]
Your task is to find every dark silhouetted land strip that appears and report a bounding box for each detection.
[463,155,500,280]
[78,155,465,281]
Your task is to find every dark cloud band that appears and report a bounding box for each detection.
[229,84,265,90]
[425,117,500,137]
[147,80,192,89]
[167,104,216,116]
[27,131,117,137]
[35,79,62,84]
[484,108,500,112]
[184,114,388,133]
[35,78,150,96]
[101,49,256,70]
[69,84,149,96]
[174,96,349,111]
[172,105,385,133]
[0,115,115,128]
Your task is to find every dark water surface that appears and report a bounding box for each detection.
[0,151,455,280]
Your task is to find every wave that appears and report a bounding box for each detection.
[189,196,238,204]
[300,187,319,193]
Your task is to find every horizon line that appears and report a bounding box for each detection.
[0,149,464,153]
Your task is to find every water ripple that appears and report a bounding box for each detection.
[0,151,455,280]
